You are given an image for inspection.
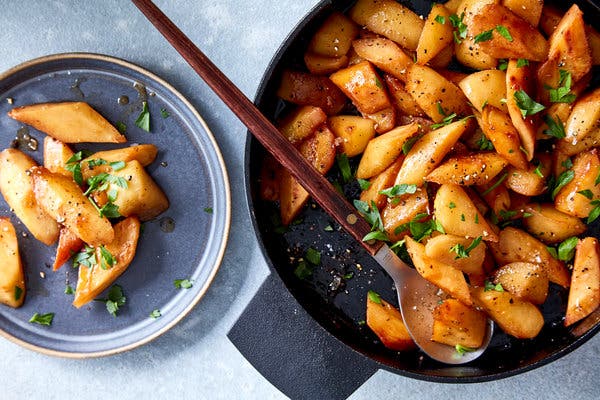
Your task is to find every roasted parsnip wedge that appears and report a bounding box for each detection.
[8,102,126,143]
[30,166,114,246]
[0,218,26,308]
[73,216,140,308]
[0,148,59,245]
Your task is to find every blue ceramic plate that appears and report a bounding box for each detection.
[0,53,230,357]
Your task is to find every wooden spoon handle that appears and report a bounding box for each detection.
[131,0,381,255]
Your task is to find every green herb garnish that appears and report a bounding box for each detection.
[476,134,494,151]
[150,309,162,318]
[514,90,545,118]
[481,172,508,196]
[96,285,126,317]
[551,170,574,199]
[174,279,193,289]
[484,280,504,292]
[305,247,321,265]
[578,189,594,200]
[548,70,576,104]
[368,290,382,304]
[543,115,566,138]
[116,121,127,134]
[435,15,446,24]
[450,236,483,259]
[358,178,371,190]
[495,25,513,41]
[29,312,54,326]
[336,153,352,183]
[160,108,170,118]
[135,101,151,132]
[294,261,313,280]
[99,245,116,270]
[449,13,467,44]
[455,344,476,355]
[73,245,97,268]
[557,237,578,261]
[379,183,418,198]
[14,286,23,301]
[64,285,75,295]
[587,200,600,224]
[474,29,493,43]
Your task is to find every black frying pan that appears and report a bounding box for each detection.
[230,1,600,398]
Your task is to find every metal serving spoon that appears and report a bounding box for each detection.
[131,0,493,364]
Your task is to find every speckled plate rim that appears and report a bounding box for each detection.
[0,52,231,358]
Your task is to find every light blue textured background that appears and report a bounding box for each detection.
[0,1,598,399]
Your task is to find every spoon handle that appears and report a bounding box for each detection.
[131,0,381,254]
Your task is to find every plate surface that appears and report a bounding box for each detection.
[0,53,230,357]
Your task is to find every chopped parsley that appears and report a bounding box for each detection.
[481,172,508,196]
[498,59,508,71]
[435,15,446,24]
[474,29,493,43]
[14,286,23,301]
[476,134,494,151]
[358,178,371,190]
[73,245,97,268]
[294,261,313,280]
[354,200,384,233]
[557,237,578,261]
[514,90,545,118]
[533,163,544,178]
[484,280,504,292]
[204,207,213,214]
[324,224,334,232]
[110,160,126,171]
[99,245,116,270]
[64,285,75,295]
[578,189,594,200]
[402,134,422,155]
[516,58,529,68]
[295,247,322,279]
[29,312,54,326]
[135,101,151,132]
[174,279,193,289]
[116,121,127,134]
[379,183,418,198]
[395,213,445,242]
[587,200,600,224]
[96,285,126,317]
[367,290,382,304]
[449,13,468,44]
[448,202,456,209]
[305,247,321,265]
[150,309,162,318]
[450,236,482,259]
[495,25,513,41]
[547,70,576,104]
[431,112,458,129]
[160,108,170,118]
[551,170,574,199]
[544,115,566,138]
[455,344,476,355]
[65,150,93,185]
[336,153,352,183]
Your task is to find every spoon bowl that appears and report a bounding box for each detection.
[374,245,493,364]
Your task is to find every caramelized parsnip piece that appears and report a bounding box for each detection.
[565,237,600,326]
[0,218,26,308]
[73,217,140,308]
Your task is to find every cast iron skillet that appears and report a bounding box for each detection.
[230,1,600,398]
